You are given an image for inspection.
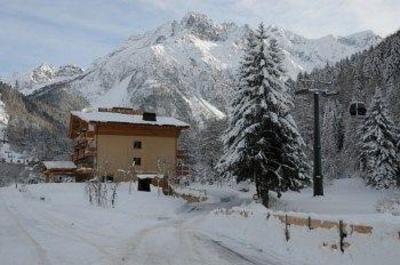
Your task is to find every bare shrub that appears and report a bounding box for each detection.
[85,178,119,208]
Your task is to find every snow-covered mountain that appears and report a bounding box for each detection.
[8,63,83,95]
[0,88,28,163]
[271,27,382,76]
[18,13,381,123]
[0,96,8,128]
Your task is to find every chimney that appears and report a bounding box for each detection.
[98,107,143,115]
[142,112,157,121]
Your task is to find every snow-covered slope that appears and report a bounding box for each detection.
[0,92,30,163]
[0,95,8,127]
[271,27,382,77]
[8,63,83,95]
[23,13,381,122]
[0,95,8,157]
[0,93,9,154]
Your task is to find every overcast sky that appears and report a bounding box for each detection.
[1,0,399,76]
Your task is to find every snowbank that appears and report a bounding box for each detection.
[196,202,400,265]
[0,183,186,265]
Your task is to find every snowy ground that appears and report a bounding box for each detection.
[0,183,264,265]
[273,178,400,220]
[0,179,399,265]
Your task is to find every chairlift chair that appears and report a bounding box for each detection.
[349,101,367,116]
[349,69,367,117]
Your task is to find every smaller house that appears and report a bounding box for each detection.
[42,161,77,183]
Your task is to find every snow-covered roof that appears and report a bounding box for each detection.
[43,161,77,170]
[137,174,160,180]
[71,111,189,128]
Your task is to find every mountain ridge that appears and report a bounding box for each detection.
[7,12,382,124]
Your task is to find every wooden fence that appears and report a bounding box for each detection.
[273,213,373,234]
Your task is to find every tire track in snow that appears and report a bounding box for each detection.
[192,233,282,265]
[36,207,118,263]
[3,190,119,265]
[0,193,52,265]
[117,213,276,265]
[13,190,117,264]
[116,194,264,264]
[116,217,183,264]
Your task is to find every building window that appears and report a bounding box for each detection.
[133,141,142,149]
[133,157,141,166]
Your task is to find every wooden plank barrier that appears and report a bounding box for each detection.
[274,214,373,234]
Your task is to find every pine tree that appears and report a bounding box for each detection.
[216,29,257,182]
[218,24,310,207]
[259,34,310,205]
[359,88,399,189]
[384,38,400,89]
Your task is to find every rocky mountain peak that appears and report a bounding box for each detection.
[56,64,84,78]
[16,63,83,85]
[31,63,56,83]
[180,12,229,41]
[339,30,382,48]
[7,63,84,95]
[181,12,214,29]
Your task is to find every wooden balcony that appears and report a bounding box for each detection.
[71,150,96,163]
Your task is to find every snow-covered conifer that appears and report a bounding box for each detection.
[218,23,310,207]
[359,88,399,189]
[217,28,261,183]
[259,34,310,205]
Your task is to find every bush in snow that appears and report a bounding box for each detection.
[85,178,119,208]
[376,197,400,216]
[217,24,310,207]
[358,88,399,189]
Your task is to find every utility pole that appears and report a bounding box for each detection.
[313,92,322,196]
[295,79,338,196]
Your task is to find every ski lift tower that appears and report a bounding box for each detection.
[295,79,339,197]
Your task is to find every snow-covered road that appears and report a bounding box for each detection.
[0,183,281,265]
[118,217,266,265]
[2,182,398,265]
[0,194,51,265]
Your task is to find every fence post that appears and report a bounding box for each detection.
[266,213,271,220]
[339,220,347,252]
[308,216,313,230]
[285,215,290,241]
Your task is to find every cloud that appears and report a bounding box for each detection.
[0,0,399,76]
[0,0,169,75]
[343,0,400,36]
[136,0,400,37]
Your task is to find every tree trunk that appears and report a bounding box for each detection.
[260,183,269,208]
[254,171,261,198]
